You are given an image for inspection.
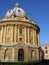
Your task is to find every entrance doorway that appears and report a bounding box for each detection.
[18,49,24,61]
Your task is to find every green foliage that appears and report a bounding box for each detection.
[0,62,34,65]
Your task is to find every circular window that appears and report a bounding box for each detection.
[18,9,21,12]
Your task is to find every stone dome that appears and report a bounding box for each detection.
[13,7,26,17]
[13,3,26,17]
[0,3,41,62]
[5,3,28,19]
[6,9,13,17]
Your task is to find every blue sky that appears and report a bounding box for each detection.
[0,0,49,44]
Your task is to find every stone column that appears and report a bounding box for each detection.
[25,27,26,43]
[33,29,36,45]
[38,33,40,45]
[11,25,13,43]
[18,25,19,43]
[26,27,28,43]
[0,26,3,43]
[3,25,6,43]
[34,30,36,44]
[32,29,33,44]
[36,31,37,44]
[28,27,29,43]
[14,25,17,43]
[1,26,3,43]
[33,29,35,45]
[2,26,4,43]
[32,29,34,44]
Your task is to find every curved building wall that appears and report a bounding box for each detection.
[0,20,40,45]
[0,3,42,62]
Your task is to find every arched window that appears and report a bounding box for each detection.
[18,49,24,61]
[4,48,10,60]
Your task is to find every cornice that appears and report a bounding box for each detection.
[0,19,40,31]
[0,43,18,47]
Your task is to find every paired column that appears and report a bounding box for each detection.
[14,25,17,43]
[33,29,37,45]
[3,25,18,43]
[11,25,13,43]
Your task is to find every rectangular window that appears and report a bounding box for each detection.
[19,38,22,43]
[19,28,22,34]
[45,51,48,54]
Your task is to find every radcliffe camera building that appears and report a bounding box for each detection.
[0,3,43,62]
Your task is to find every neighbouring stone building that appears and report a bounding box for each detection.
[41,44,49,60]
[0,3,43,62]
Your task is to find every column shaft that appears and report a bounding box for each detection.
[25,27,26,43]
[34,30,36,44]
[28,27,29,43]
[38,33,40,45]
[17,25,19,43]
[11,25,13,43]
[3,25,6,43]
[14,25,17,43]
[33,30,35,44]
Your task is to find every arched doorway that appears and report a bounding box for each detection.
[18,49,24,61]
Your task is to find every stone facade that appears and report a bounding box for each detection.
[41,44,49,60]
[0,3,42,62]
